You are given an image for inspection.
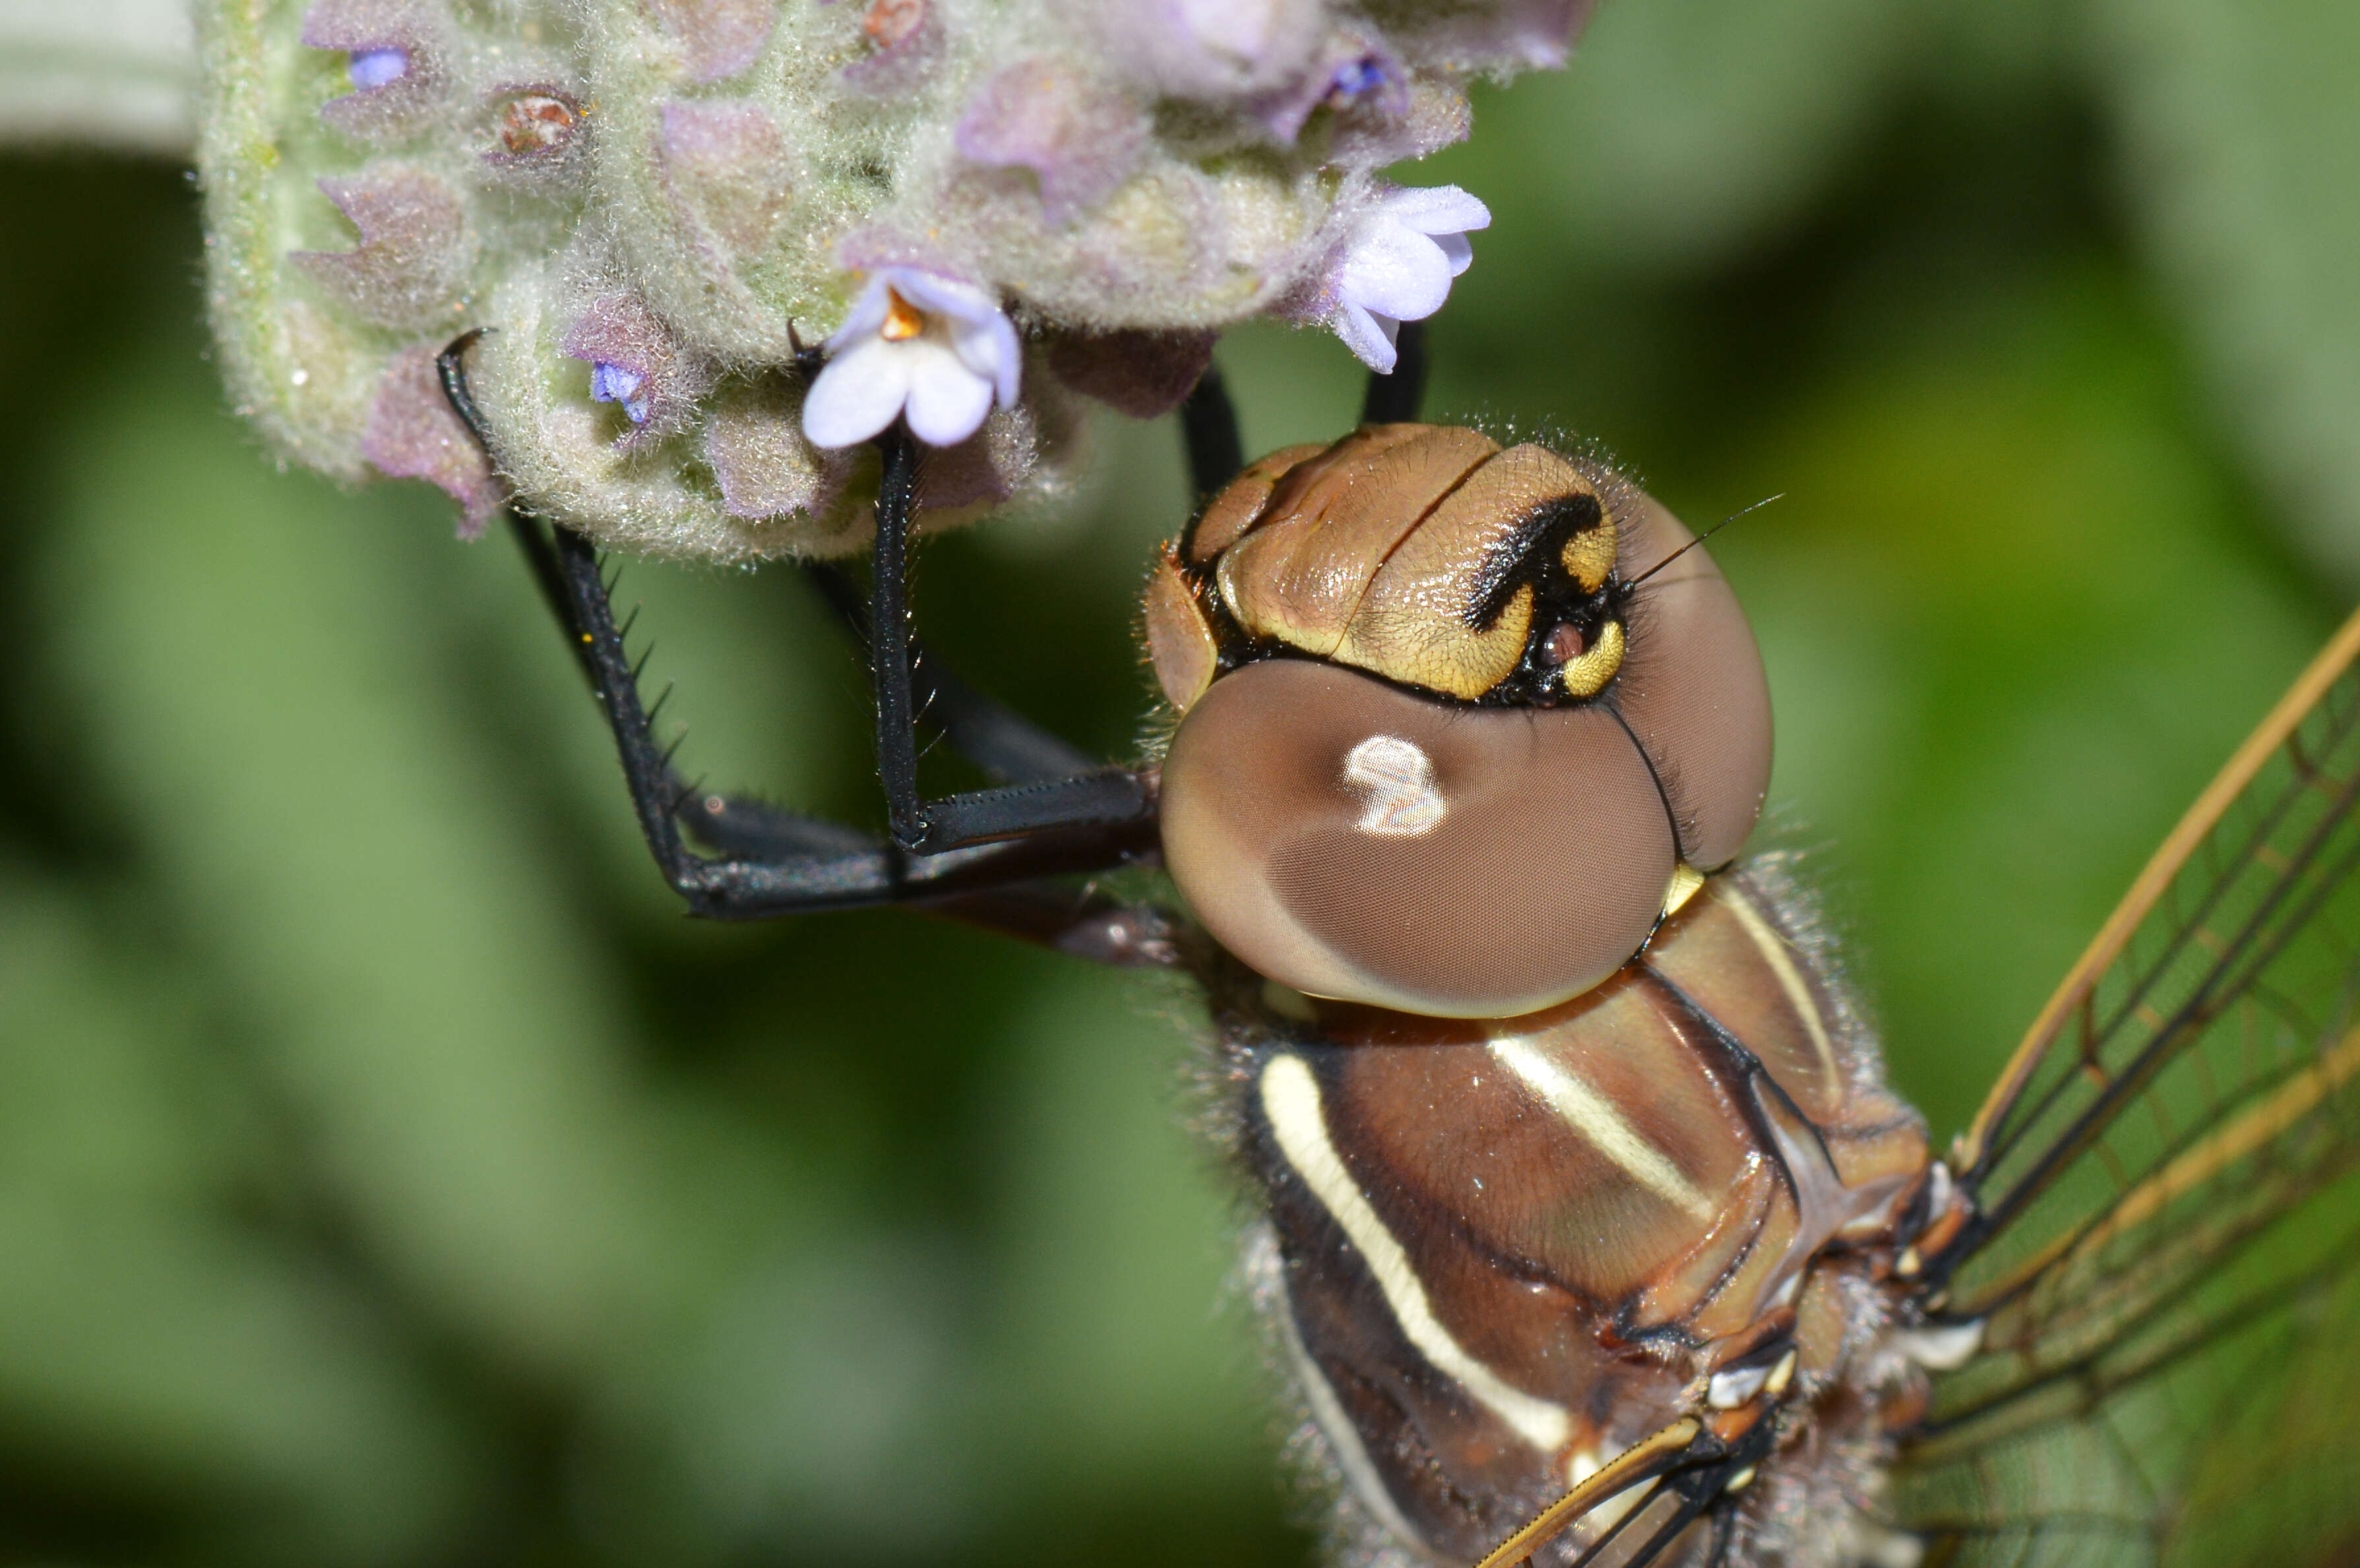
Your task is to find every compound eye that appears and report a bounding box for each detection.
[1618,498,1774,868]
[1160,659,1677,1018]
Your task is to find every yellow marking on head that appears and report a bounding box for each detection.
[1661,862,1706,919]
[1488,1037,1716,1219]
[1260,1054,1572,1453]
[1560,618,1624,698]
[1332,583,1532,700]
[1561,518,1617,591]
[1721,883,1844,1108]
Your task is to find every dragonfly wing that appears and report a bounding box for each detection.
[1890,608,2360,1568]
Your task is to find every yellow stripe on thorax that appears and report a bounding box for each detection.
[1720,883,1844,1108]
[1260,1054,1572,1455]
[1488,1036,1716,1220]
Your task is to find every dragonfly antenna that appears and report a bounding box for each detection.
[1629,493,1785,588]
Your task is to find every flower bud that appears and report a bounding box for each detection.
[292,167,474,330]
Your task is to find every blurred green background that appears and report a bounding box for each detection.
[0,0,2353,1562]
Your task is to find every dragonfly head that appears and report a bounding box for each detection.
[1146,425,1774,1018]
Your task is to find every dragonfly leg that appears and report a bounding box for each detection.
[1179,359,1243,503]
[520,469,1166,922]
[863,425,1154,854]
[797,558,1096,785]
[431,330,1171,946]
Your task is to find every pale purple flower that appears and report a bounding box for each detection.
[589,363,652,424]
[802,269,1020,449]
[300,0,443,138]
[347,45,409,89]
[1328,57,1386,98]
[1323,185,1490,373]
[1251,26,1408,142]
[560,291,713,444]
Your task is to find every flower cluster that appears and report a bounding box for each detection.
[197,0,1587,559]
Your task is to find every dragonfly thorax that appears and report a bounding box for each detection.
[1222,871,1938,1567]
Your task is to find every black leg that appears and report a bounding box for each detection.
[871,426,925,847]
[860,426,1152,855]
[1359,317,1427,425]
[545,514,1160,917]
[433,330,1174,944]
[1180,360,1244,502]
[921,884,1185,969]
[799,561,1096,785]
[1700,1501,1737,1568]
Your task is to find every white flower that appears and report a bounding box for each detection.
[801,268,1021,448]
[1326,185,1491,373]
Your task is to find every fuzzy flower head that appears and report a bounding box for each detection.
[1319,185,1490,373]
[803,270,1020,450]
[200,0,1587,560]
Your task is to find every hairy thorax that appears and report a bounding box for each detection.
[1212,868,1940,1568]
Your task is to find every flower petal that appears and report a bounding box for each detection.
[944,308,1021,407]
[803,336,914,447]
[559,291,712,444]
[883,266,998,328]
[1434,229,1474,278]
[1339,223,1453,322]
[590,363,645,406]
[900,340,995,446]
[823,273,896,353]
[1383,184,1491,237]
[1332,301,1400,373]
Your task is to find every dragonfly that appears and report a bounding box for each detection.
[436,321,2360,1568]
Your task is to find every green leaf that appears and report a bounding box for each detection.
[1464,0,1921,272]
